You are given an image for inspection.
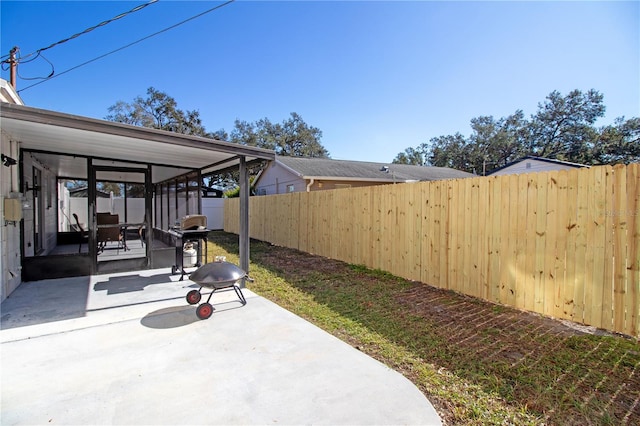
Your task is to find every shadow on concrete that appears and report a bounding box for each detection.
[0,277,91,330]
[140,305,199,328]
[93,273,173,295]
[140,299,247,329]
[2,271,182,330]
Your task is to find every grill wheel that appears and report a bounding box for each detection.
[196,303,214,320]
[186,290,201,305]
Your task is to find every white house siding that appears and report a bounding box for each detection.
[1,132,22,301]
[255,162,305,195]
[491,159,581,176]
[1,79,24,300]
[0,79,22,104]
[21,152,58,257]
[255,161,398,194]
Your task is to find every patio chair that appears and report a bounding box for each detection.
[72,213,88,254]
[96,212,111,224]
[97,213,123,254]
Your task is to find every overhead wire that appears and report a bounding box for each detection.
[0,49,56,81]
[17,53,55,80]
[0,0,159,62]
[16,0,236,93]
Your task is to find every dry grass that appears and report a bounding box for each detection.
[209,231,640,425]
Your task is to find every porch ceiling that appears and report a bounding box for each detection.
[0,103,275,183]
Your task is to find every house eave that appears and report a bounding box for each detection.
[0,102,276,181]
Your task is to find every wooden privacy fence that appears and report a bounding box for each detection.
[225,164,640,338]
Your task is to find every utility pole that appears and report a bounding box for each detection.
[9,47,18,89]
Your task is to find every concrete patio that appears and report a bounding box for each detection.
[1,268,441,425]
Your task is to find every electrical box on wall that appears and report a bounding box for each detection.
[4,197,22,224]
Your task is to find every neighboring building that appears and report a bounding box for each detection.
[489,156,589,176]
[0,78,23,104]
[254,156,474,195]
[69,187,111,198]
[201,186,224,198]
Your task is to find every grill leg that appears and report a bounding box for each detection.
[204,288,216,304]
[233,285,247,305]
[199,285,247,306]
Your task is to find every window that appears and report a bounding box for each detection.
[287,184,295,193]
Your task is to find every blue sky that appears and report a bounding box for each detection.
[2,0,638,163]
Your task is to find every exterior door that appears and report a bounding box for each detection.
[90,164,152,274]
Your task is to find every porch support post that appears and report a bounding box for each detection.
[87,157,97,274]
[239,156,249,287]
[145,164,153,268]
[197,169,202,215]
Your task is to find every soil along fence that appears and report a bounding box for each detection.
[225,164,639,338]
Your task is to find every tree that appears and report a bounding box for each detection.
[393,145,428,165]
[466,111,529,174]
[105,87,226,139]
[426,133,472,171]
[592,117,640,165]
[393,89,637,174]
[106,87,234,190]
[230,112,330,158]
[99,182,123,197]
[61,179,87,190]
[213,112,329,192]
[222,176,259,198]
[526,89,605,163]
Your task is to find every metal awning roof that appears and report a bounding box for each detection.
[0,103,275,183]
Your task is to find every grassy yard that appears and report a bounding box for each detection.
[208,231,640,425]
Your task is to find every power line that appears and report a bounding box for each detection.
[1,0,159,63]
[17,53,55,81]
[17,0,236,93]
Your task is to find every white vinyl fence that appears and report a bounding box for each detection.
[59,187,225,232]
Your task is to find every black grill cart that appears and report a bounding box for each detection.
[169,228,209,281]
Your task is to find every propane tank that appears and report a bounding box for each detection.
[183,242,197,267]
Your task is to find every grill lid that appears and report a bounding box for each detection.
[189,261,248,285]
